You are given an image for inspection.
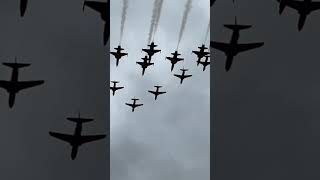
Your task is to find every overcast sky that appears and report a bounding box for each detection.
[110,0,210,180]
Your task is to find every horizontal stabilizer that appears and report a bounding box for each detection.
[3,62,30,68]
[67,117,94,123]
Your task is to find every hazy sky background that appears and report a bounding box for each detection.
[110,0,210,179]
[0,0,108,179]
[212,0,320,179]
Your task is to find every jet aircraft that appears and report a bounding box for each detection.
[192,44,210,66]
[211,17,264,71]
[148,86,166,100]
[83,0,109,45]
[174,68,192,84]
[110,81,124,96]
[49,113,106,160]
[199,55,211,71]
[142,42,161,59]
[125,98,143,112]
[276,0,320,31]
[0,59,44,108]
[110,45,128,66]
[137,56,154,76]
[166,51,184,71]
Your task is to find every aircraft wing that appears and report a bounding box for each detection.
[148,90,156,95]
[0,80,10,91]
[174,74,182,78]
[135,104,143,107]
[211,41,230,53]
[236,42,264,53]
[185,75,192,78]
[110,52,117,56]
[49,132,74,144]
[116,87,124,90]
[125,103,134,107]
[17,80,44,91]
[158,91,166,95]
[310,1,320,11]
[84,1,107,18]
[120,53,128,57]
[279,0,301,11]
[79,134,106,145]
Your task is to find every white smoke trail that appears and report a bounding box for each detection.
[203,22,210,44]
[176,0,192,50]
[119,0,128,45]
[152,0,164,41]
[148,0,159,44]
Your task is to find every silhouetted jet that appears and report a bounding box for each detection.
[125,98,143,112]
[148,86,166,100]
[20,0,28,17]
[49,113,106,160]
[166,51,184,71]
[142,42,161,59]
[83,0,109,45]
[137,56,154,76]
[110,45,128,66]
[276,0,320,31]
[199,55,211,71]
[211,17,264,71]
[110,81,124,96]
[174,68,192,84]
[192,44,210,66]
[0,60,44,108]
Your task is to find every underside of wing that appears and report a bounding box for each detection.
[49,132,74,144]
[158,91,166,94]
[116,87,124,90]
[136,104,143,107]
[0,80,10,91]
[185,75,192,78]
[84,1,106,15]
[211,41,230,53]
[125,103,133,107]
[148,90,156,94]
[236,42,264,53]
[17,80,44,91]
[79,134,106,145]
[286,0,301,10]
[310,2,320,11]
[174,74,182,78]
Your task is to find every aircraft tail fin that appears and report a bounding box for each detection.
[3,62,30,69]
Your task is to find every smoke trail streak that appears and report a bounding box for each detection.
[176,0,192,50]
[203,22,210,44]
[152,0,164,41]
[119,0,128,45]
[148,0,159,44]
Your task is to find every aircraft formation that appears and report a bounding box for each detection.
[110,41,210,112]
